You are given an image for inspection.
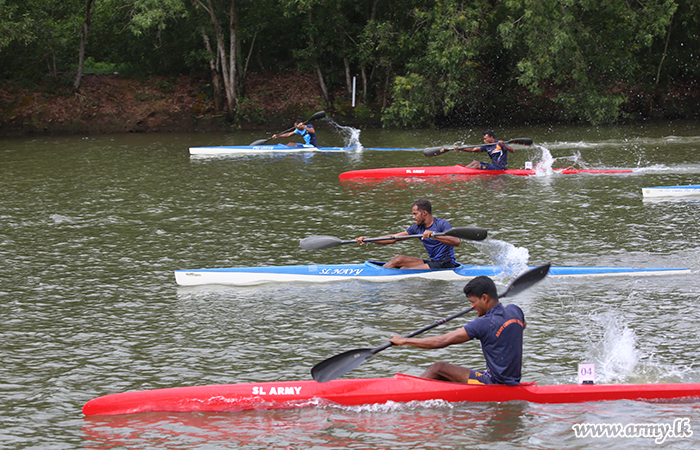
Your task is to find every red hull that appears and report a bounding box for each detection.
[338,165,633,179]
[83,374,700,416]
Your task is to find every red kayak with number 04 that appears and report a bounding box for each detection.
[82,373,700,416]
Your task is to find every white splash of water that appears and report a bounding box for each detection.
[470,239,530,278]
[49,214,75,224]
[585,312,639,383]
[533,145,554,175]
[325,118,362,150]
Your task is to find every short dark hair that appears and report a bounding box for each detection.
[463,276,498,301]
[294,119,304,124]
[412,198,432,214]
[484,130,496,138]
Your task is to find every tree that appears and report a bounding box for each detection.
[73,0,96,91]
[379,0,503,127]
[498,0,677,123]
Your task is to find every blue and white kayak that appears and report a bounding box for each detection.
[189,145,419,155]
[642,184,700,198]
[174,261,691,286]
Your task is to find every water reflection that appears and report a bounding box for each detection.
[2,124,700,448]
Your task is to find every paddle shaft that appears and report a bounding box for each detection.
[367,263,549,355]
[251,111,325,145]
[300,227,488,251]
[350,231,454,246]
[369,307,475,355]
[423,138,533,157]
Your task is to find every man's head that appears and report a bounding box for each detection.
[483,130,496,144]
[463,276,499,316]
[411,199,432,226]
[294,119,305,129]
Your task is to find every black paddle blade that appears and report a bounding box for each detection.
[508,138,533,146]
[250,139,269,146]
[423,146,451,157]
[311,348,375,382]
[308,111,326,121]
[446,227,488,241]
[299,235,347,250]
[499,263,550,298]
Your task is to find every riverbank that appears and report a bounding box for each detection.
[1,72,698,137]
[0,72,355,137]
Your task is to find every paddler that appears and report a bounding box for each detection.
[272,119,317,147]
[354,198,460,270]
[454,129,515,169]
[390,275,525,385]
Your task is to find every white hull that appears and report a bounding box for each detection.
[642,185,700,198]
[174,261,692,287]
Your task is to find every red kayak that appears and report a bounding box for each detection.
[83,373,700,416]
[339,165,633,180]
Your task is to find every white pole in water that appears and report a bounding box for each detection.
[352,76,356,107]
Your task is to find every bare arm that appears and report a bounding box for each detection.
[273,130,295,139]
[424,230,460,247]
[500,140,515,153]
[454,146,482,152]
[391,327,470,349]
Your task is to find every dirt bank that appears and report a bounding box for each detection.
[0,71,358,137]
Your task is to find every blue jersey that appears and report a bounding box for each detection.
[294,127,317,146]
[463,303,525,385]
[406,217,456,264]
[480,143,508,168]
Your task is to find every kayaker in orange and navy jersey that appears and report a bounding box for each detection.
[390,275,525,385]
[272,119,317,147]
[454,129,515,170]
[354,198,460,270]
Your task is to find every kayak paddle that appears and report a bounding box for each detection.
[250,111,326,146]
[423,138,533,157]
[311,263,551,383]
[300,227,488,251]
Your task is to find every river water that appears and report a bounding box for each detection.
[2,120,700,449]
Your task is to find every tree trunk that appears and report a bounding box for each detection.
[307,11,330,105]
[202,32,223,112]
[198,0,238,117]
[344,58,352,95]
[73,0,96,92]
[315,66,330,104]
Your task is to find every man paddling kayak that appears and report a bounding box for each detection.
[391,275,525,385]
[454,129,515,169]
[272,119,317,147]
[354,199,459,269]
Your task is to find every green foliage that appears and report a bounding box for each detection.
[382,73,434,127]
[499,0,678,123]
[1,0,698,125]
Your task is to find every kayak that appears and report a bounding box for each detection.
[82,373,700,415]
[190,144,349,155]
[174,261,691,286]
[189,145,419,155]
[642,184,700,198]
[339,165,633,179]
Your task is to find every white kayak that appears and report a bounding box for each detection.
[642,184,700,198]
[189,145,419,155]
[174,261,691,286]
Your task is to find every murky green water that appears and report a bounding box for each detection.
[2,120,700,448]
